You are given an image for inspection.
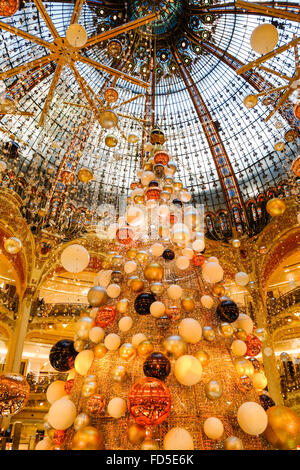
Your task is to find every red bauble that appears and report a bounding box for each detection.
[169,213,177,225]
[245,334,262,357]
[95,305,116,328]
[146,188,161,200]
[0,0,19,16]
[116,227,134,245]
[86,394,105,417]
[192,254,205,266]
[128,377,171,426]
[53,430,65,446]
[154,151,169,166]
[166,305,181,322]
[294,101,300,120]
[64,379,74,395]
[60,169,75,184]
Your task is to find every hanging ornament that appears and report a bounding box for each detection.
[216,299,239,323]
[0,373,29,417]
[237,375,253,393]
[162,248,175,260]
[134,293,156,315]
[72,426,104,450]
[86,394,106,417]
[116,227,134,245]
[128,377,171,426]
[204,380,223,400]
[245,334,262,357]
[144,262,164,281]
[266,198,286,217]
[143,352,171,380]
[259,392,275,411]
[49,340,78,372]
[127,423,146,445]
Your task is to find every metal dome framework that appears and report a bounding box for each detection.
[0,0,299,241]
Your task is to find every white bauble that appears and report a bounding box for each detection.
[237,402,268,435]
[150,301,165,318]
[46,380,66,404]
[235,272,249,287]
[66,24,87,47]
[141,170,155,186]
[107,397,126,419]
[61,244,89,273]
[89,326,105,344]
[150,243,164,257]
[207,256,219,264]
[124,261,137,274]
[90,307,99,320]
[164,427,194,450]
[176,256,190,270]
[75,350,94,376]
[95,270,112,288]
[35,437,52,450]
[132,333,147,348]
[252,372,268,390]
[192,239,205,252]
[144,142,153,152]
[233,314,254,335]
[158,204,170,218]
[182,247,194,260]
[126,206,145,227]
[0,161,7,172]
[106,283,121,298]
[202,262,224,284]
[179,191,191,203]
[200,295,214,309]
[250,23,279,55]
[231,339,247,357]
[178,318,202,344]
[174,355,202,386]
[48,397,76,430]
[167,284,183,300]
[119,316,133,332]
[203,417,224,440]
[104,333,121,351]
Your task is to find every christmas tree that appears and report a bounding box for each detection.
[39,132,300,451]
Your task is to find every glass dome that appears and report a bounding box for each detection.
[0,0,298,223]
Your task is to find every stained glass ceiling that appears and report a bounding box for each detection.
[0,0,299,216]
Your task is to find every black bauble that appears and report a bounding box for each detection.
[259,393,275,411]
[216,299,239,323]
[143,352,171,380]
[162,249,175,261]
[49,339,78,372]
[134,293,156,315]
[172,199,183,207]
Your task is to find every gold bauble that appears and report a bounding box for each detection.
[128,423,146,445]
[163,335,188,359]
[75,317,94,341]
[111,255,123,267]
[72,426,104,450]
[117,298,129,314]
[173,180,183,190]
[105,134,118,148]
[181,296,195,312]
[74,339,85,352]
[212,284,225,298]
[244,94,258,108]
[78,167,93,183]
[232,239,241,248]
[255,328,267,342]
[150,282,164,295]
[99,110,118,129]
[274,141,285,152]
[94,343,107,359]
[136,250,149,264]
[126,248,137,259]
[119,343,136,361]
[128,276,144,292]
[74,413,90,432]
[234,358,255,377]
[194,350,210,367]
[224,436,244,450]
[264,405,300,450]
[266,198,286,217]
[141,438,159,450]
[219,322,234,338]
[111,365,128,383]
[134,194,144,204]
[87,286,108,307]
[81,379,97,398]
[144,262,164,282]
[204,380,223,400]
[235,328,248,341]
[4,237,22,254]
[203,326,216,342]
[160,190,171,202]
[137,340,154,358]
